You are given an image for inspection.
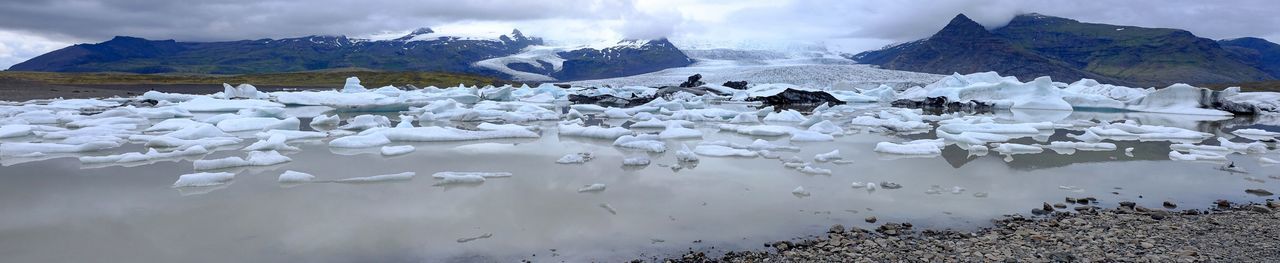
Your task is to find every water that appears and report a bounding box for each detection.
[1,107,1277,262]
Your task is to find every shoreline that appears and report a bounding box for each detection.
[657,199,1280,262]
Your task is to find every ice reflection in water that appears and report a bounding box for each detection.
[0,107,1277,262]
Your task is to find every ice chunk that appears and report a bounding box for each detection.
[1044,141,1117,154]
[1217,137,1267,154]
[243,134,299,152]
[0,125,34,138]
[1260,157,1279,165]
[369,126,539,142]
[328,133,391,148]
[223,83,267,99]
[278,170,316,183]
[718,124,792,136]
[1233,128,1279,141]
[814,150,841,162]
[874,142,943,155]
[337,172,416,183]
[789,130,834,142]
[676,144,699,162]
[693,145,757,157]
[339,115,391,131]
[80,146,209,164]
[217,117,300,132]
[807,120,844,134]
[172,172,235,187]
[556,152,594,164]
[341,77,367,93]
[728,112,761,124]
[747,139,799,151]
[164,123,233,139]
[622,156,651,166]
[558,123,632,139]
[577,183,607,193]
[612,134,667,152]
[433,171,511,179]
[991,143,1044,155]
[192,151,291,170]
[1169,150,1228,162]
[255,130,326,141]
[791,186,810,197]
[310,114,340,127]
[797,165,832,175]
[0,141,120,156]
[762,109,808,122]
[176,97,284,112]
[658,122,702,139]
[380,145,416,156]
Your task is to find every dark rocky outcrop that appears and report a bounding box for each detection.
[723,81,749,90]
[679,74,705,88]
[747,88,844,106]
[552,39,694,81]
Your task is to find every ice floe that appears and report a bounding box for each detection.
[173,172,235,188]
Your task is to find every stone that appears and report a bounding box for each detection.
[1245,189,1274,196]
[1163,201,1177,209]
[865,216,878,223]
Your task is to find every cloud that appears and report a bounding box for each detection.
[3,0,1280,69]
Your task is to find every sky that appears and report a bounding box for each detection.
[3,0,1280,69]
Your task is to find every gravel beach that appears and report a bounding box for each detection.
[662,200,1280,262]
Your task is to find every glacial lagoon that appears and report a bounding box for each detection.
[1,105,1276,262]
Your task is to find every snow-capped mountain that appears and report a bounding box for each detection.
[9,29,693,81]
[474,39,694,82]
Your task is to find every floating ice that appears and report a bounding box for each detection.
[577,183,607,193]
[310,114,340,127]
[763,109,808,122]
[278,170,316,183]
[622,156,651,166]
[0,141,120,156]
[337,172,416,183]
[814,150,841,162]
[328,133,391,148]
[789,130,834,142]
[693,145,757,157]
[341,77,367,93]
[193,151,291,170]
[339,115,392,131]
[556,152,594,164]
[613,134,667,152]
[243,134,299,152]
[791,186,810,197]
[380,145,416,156]
[991,143,1044,155]
[1232,128,1279,141]
[874,141,943,156]
[558,123,632,139]
[217,117,300,132]
[728,112,761,124]
[0,125,34,138]
[176,97,284,112]
[807,120,844,134]
[797,165,832,175]
[172,172,235,188]
[80,146,209,164]
[223,83,268,99]
[658,122,702,139]
[676,144,699,162]
[1168,150,1228,162]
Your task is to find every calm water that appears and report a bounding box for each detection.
[1,107,1277,262]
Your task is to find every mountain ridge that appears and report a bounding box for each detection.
[854,13,1279,87]
[9,29,693,82]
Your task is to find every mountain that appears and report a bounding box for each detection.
[849,14,1120,85]
[1219,37,1280,78]
[9,29,694,82]
[853,13,1276,86]
[472,39,694,82]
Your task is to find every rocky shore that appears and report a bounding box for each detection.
[662,200,1280,262]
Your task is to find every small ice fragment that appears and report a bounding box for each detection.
[797,165,832,175]
[813,149,841,162]
[456,233,493,243]
[173,172,235,187]
[336,172,416,183]
[973,192,989,198]
[599,203,617,215]
[675,144,699,162]
[578,183,607,193]
[951,186,966,194]
[622,156,651,166]
[792,186,811,197]
[1124,147,1134,157]
[380,145,416,156]
[556,152,594,164]
[278,170,316,183]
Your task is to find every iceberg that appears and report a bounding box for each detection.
[172,172,235,188]
[278,170,316,183]
[380,145,416,156]
[577,183,607,193]
[558,123,632,139]
[874,142,943,155]
[693,145,757,157]
[337,172,416,183]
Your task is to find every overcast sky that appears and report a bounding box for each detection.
[3,0,1280,69]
